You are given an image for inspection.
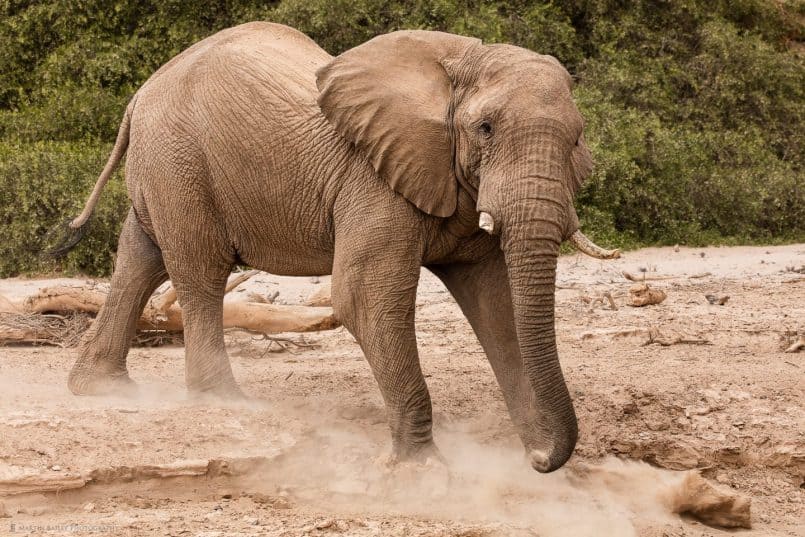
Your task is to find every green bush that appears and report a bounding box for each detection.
[0,141,128,277]
[0,0,802,276]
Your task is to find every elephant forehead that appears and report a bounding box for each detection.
[480,45,572,85]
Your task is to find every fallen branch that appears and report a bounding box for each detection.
[628,283,667,307]
[622,271,675,282]
[580,327,648,341]
[643,327,711,347]
[0,311,91,347]
[581,291,618,312]
[784,335,804,353]
[622,270,712,282]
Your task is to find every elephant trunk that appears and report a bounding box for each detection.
[496,172,578,472]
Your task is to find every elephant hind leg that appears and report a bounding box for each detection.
[161,252,243,397]
[68,209,169,395]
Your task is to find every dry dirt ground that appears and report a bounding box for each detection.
[0,244,802,537]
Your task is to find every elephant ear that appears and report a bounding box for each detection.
[316,31,480,217]
[569,133,594,197]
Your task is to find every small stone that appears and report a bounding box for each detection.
[50,465,61,471]
[82,501,96,512]
[316,519,336,530]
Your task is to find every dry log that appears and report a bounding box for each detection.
[1,275,339,346]
[150,269,260,314]
[23,285,338,334]
[305,280,332,307]
[628,283,667,307]
[670,472,751,529]
[24,285,108,315]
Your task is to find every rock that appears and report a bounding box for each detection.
[50,465,61,471]
[82,501,95,512]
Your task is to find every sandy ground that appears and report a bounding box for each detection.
[0,244,803,536]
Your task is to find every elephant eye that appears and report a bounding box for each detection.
[478,120,493,137]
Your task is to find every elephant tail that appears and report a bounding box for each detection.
[43,97,136,258]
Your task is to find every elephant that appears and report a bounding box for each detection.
[56,22,620,473]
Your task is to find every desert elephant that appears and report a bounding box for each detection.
[56,22,620,473]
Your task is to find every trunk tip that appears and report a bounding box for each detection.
[528,450,551,472]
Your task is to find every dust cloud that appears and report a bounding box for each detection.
[234,415,692,536]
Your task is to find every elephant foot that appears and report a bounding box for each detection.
[187,380,248,403]
[375,442,450,498]
[68,368,139,397]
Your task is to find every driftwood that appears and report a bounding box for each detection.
[628,283,667,307]
[622,271,712,282]
[0,272,338,346]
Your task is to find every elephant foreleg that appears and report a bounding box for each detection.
[68,209,169,395]
[331,231,435,460]
[429,252,546,454]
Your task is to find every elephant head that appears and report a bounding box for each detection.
[317,31,617,472]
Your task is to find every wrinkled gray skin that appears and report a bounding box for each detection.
[66,22,609,472]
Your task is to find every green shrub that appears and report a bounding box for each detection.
[0,141,128,276]
[0,0,802,276]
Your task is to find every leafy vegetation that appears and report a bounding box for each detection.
[0,0,802,276]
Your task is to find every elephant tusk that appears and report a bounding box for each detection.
[569,230,621,259]
[479,212,495,234]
